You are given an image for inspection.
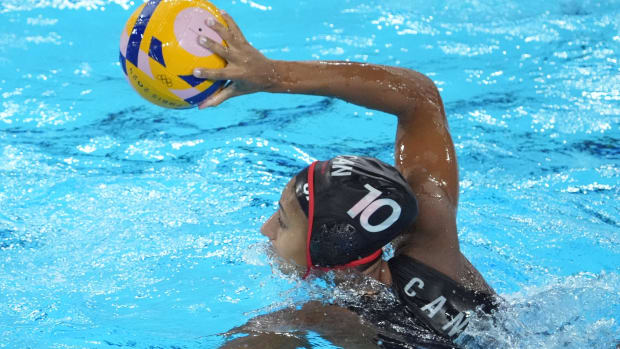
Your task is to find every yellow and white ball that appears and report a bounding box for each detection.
[120,0,227,109]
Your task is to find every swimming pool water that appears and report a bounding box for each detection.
[0,0,618,348]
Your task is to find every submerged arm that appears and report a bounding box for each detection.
[219,301,379,349]
[219,332,311,349]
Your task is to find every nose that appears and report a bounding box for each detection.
[261,213,277,240]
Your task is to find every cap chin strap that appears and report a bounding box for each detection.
[340,249,382,269]
[302,160,383,279]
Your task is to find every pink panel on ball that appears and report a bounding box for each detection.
[138,49,154,79]
[170,87,200,100]
[174,7,224,57]
[120,30,129,56]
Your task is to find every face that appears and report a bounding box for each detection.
[261,179,309,267]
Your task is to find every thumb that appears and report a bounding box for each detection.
[198,83,244,109]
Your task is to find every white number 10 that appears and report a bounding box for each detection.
[347,184,402,233]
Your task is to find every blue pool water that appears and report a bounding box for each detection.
[0,0,618,348]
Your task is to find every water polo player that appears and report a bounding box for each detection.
[194,11,497,348]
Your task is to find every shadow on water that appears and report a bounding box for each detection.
[0,97,388,177]
[572,137,620,159]
[574,202,620,227]
[94,98,337,139]
[0,97,336,146]
[446,91,538,112]
[0,229,40,250]
[559,0,592,16]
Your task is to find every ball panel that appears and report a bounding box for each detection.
[119,30,129,58]
[148,36,167,68]
[126,0,162,68]
[184,80,225,106]
[174,7,223,57]
[119,51,127,76]
[178,74,208,88]
[169,87,201,100]
[138,49,155,79]
[149,59,187,90]
[125,60,191,109]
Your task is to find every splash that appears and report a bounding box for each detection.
[462,271,620,349]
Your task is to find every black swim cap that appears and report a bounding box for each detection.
[294,156,418,278]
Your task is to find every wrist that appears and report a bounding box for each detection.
[263,59,287,93]
[264,60,321,94]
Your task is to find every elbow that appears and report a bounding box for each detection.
[398,71,444,120]
[412,70,443,105]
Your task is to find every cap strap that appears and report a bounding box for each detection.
[302,161,317,279]
[342,249,383,269]
[294,166,310,216]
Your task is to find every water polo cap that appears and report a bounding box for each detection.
[294,155,418,278]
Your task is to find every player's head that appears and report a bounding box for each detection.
[261,156,418,278]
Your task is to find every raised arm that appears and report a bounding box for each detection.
[193,11,457,201]
[193,12,489,289]
[192,13,441,122]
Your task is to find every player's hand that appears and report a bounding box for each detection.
[193,11,277,109]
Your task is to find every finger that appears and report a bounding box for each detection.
[204,17,233,43]
[198,84,238,109]
[198,83,242,109]
[193,67,239,81]
[219,10,246,41]
[197,35,230,60]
